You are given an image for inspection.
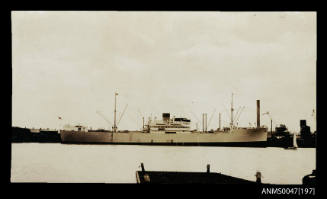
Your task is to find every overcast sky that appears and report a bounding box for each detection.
[12,11,316,132]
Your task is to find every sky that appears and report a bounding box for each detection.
[12,11,316,132]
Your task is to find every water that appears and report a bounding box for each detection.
[11,143,315,184]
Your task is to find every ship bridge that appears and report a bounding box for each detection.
[147,113,191,133]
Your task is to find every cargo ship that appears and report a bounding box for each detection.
[60,93,268,146]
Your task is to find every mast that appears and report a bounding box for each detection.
[219,112,221,130]
[142,117,144,131]
[202,113,207,132]
[113,92,118,133]
[230,93,234,128]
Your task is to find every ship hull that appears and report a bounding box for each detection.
[60,128,267,147]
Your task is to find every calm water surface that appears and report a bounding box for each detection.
[11,143,315,184]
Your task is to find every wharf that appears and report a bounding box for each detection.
[136,163,259,184]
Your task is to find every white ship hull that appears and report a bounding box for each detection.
[60,128,267,146]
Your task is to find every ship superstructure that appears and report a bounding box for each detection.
[145,113,191,134]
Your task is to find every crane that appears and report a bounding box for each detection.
[234,107,242,122]
[96,110,113,129]
[117,104,128,126]
[235,106,245,126]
